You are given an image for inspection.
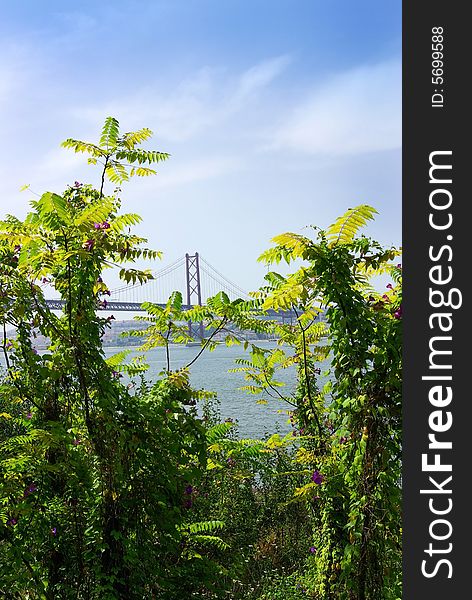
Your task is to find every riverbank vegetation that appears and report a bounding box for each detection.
[0,119,401,599]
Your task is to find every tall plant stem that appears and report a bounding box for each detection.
[100,155,109,198]
[293,306,323,438]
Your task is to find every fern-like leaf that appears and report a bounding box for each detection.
[326,205,378,246]
[206,422,234,443]
[122,128,154,149]
[100,117,120,149]
[106,161,129,184]
[109,213,143,232]
[130,166,157,178]
[186,520,225,534]
[36,192,69,226]
[74,198,116,227]
[105,350,131,367]
[116,149,170,164]
[61,139,106,158]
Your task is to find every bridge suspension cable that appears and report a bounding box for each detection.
[111,255,185,296]
[109,255,186,305]
[199,256,249,299]
[109,252,250,305]
[199,264,249,301]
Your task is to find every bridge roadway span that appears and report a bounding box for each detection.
[44,299,296,319]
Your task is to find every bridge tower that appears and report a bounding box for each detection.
[185,252,204,340]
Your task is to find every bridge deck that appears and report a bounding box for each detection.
[44,299,297,318]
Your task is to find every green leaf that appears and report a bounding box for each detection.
[122,128,154,149]
[326,204,378,246]
[106,161,129,184]
[61,138,106,158]
[99,116,120,149]
[37,192,69,226]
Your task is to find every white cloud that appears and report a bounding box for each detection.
[70,55,291,143]
[138,156,242,190]
[231,55,292,105]
[268,59,401,156]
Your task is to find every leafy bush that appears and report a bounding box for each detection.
[0,119,219,599]
[0,118,402,600]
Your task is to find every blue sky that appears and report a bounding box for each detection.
[0,1,401,296]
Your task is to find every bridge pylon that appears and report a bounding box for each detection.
[185,253,205,340]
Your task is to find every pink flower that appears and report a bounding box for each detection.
[394,305,403,320]
[83,239,95,251]
[24,483,37,497]
[94,221,110,230]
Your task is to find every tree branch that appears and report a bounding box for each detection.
[262,372,297,407]
[100,155,109,198]
[165,322,171,372]
[293,305,323,438]
[2,321,11,371]
[184,317,228,370]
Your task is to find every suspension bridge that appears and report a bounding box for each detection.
[44,253,294,321]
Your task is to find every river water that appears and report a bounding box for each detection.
[1,341,327,440]
[108,341,297,439]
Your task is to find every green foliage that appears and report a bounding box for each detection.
[189,405,314,600]
[62,116,170,192]
[258,573,308,600]
[238,205,402,600]
[0,118,401,600]
[325,204,378,246]
[0,120,222,599]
